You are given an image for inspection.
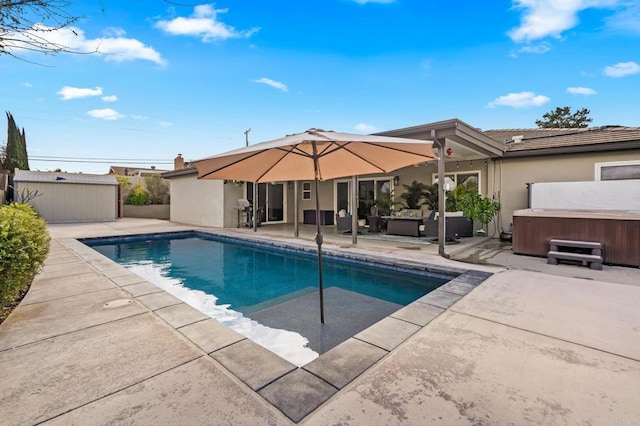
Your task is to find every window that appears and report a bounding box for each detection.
[432,171,480,193]
[595,160,640,181]
[302,182,311,200]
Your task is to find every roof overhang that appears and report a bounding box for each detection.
[161,167,198,179]
[375,118,506,160]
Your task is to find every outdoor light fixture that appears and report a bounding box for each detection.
[393,176,400,185]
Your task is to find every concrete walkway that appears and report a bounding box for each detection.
[1,219,639,425]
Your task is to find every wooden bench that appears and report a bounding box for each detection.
[547,239,603,270]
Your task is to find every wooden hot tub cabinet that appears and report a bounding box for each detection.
[512,209,640,267]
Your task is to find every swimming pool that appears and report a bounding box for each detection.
[84,231,451,365]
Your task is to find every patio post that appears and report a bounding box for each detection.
[294,180,299,238]
[433,130,449,258]
[352,175,358,244]
[253,183,258,232]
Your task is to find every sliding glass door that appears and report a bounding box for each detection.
[246,182,285,223]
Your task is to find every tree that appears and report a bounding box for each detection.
[144,174,170,204]
[535,106,593,128]
[2,112,29,171]
[0,0,82,59]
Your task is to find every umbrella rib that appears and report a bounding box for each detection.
[339,141,436,171]
[254,145,312,182]
[197,150,266,179]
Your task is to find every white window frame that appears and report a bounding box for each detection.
[302,182,312,200]
[595,160,640,181]
[333,176,394,213]
[432,170,482,194]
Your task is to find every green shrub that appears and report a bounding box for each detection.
[126,184,149,205]
[0,203,50,309]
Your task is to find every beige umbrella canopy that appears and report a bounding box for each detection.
[193,128,437,323]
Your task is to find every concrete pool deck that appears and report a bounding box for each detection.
[1,218,640,424]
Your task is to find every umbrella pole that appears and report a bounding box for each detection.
[312,143,325,324]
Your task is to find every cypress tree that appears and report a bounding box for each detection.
[2,112,29,171]
[19,127,29,170]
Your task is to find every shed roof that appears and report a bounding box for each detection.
[14,170,118,186]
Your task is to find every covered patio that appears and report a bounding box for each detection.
[270,119,508,257]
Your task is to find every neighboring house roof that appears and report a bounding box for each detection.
[484,126,640,157]
[108,166,169,176]
[14,170,118,186]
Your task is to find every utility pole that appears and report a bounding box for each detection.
[244,128,251,147]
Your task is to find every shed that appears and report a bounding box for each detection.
[12,169,119,223]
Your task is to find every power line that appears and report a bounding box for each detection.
[29,155,174,165]
[30,155,172,161]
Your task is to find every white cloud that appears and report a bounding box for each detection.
[355,123,377,132]
[102,95,118,102]
[253,77,288,92]
[94,36,166,64]
[155,4,259,42]
[159,121,173,127]
[567,86,597,95]
[353,0,395,4]
[604,61,640,77]
[22,82,33,87]
[103,27,127,37]
[6,24,165,64]
[508,0,620,43]
[604,2,640,33]
[57,86,103,100]
[517,42,551,54]
[87,108,124,120]
[487,91,550,108]
[132,114,149,120]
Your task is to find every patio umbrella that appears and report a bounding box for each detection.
[192,128,437,323]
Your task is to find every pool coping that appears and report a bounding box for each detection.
[61,230,493,423]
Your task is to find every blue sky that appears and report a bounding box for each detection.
[2,0,639,173]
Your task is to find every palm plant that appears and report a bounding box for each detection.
[399,180,429,209]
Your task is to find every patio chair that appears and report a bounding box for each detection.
[336,210,352,232]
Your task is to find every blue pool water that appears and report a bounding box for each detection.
[84,232,450,365]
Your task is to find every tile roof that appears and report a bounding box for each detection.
[484,126,640,153]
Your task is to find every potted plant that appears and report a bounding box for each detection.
[374,191,397,216]
[457,190,501,232]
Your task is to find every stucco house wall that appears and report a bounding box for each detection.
[497,149,640,226]
[167,171,243,228]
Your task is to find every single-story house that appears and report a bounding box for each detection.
[163,119,640,233]
[12,169,119,223]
